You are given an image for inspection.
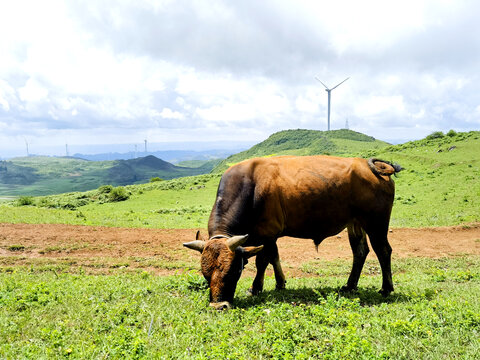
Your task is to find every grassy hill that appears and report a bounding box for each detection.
[0,155,215,197]
[212,129,389,172]
[0,129,478,228]
[369,130,480,227]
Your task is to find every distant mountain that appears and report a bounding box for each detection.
[72,149,239,163]
[212,129,390,172]
[0,155,216,196]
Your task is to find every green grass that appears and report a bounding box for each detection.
[1,256,479,359]
[368,130,480,227]
[0,174,221,228]
[1,130,479,228]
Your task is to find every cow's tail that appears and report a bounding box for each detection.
[368,158,403,178]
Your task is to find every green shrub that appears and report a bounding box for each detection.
[98,185,113,194]
[16,196,34,206]
[446,129,457,137]
[426,131,444,140]
[37,198,53,207]
[150,177,163,182]
[108,187,129,202]
[61,203,77,210]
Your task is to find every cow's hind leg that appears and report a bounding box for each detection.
[367,227,394,296]
[270,242,286,290]
[249,241,285,295]
[342,223,370,292]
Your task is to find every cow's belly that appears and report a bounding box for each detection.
[283,207,351,240]
[252,199,352,241]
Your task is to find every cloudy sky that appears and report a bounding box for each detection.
[1,0,479,157]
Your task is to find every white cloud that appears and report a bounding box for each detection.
[160,108,184,120]
[18,78,49,103]
[0,0,480,157]
[355,95,406,118]
[0,80,16,111]
[196,103,257,124]
[295,89,321,114]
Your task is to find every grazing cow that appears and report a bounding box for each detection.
[184,155,402,310]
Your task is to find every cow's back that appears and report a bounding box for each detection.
[209,156,396,241]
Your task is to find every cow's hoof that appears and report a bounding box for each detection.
[276,280,286,290]
[379,288,393,297]
[209,301,231,311]
[247,287,261,296]
[339,285,357,293]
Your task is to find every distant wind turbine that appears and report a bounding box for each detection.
[315,77,349,131]
[24,138,30,156]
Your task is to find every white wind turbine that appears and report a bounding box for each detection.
[315,77,349,131]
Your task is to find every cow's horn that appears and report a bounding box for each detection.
[226,235,249,252]
[183,240,205,253]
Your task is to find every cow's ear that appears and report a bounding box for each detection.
[242,245,264,258]
[195,230,205,241]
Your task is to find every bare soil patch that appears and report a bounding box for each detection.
[1,223,479,275]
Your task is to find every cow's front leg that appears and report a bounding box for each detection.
[248,250,269,295]
[248,241,285,295]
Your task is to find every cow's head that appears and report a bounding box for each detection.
[183,231,263,310]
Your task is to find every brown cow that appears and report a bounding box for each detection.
[184,155,402,310]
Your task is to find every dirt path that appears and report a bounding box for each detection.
[1,223,480,275]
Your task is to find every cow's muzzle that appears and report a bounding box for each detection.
[209,301,231,311]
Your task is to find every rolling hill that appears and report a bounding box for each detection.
[1,129,479,229]
[212,129,389,172]
[0,155,216,196]
[370,130,480,226]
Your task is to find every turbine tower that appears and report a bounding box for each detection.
[24,138,30,156]
[315,77,349,131]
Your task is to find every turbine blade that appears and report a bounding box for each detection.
[315,77,329,90]
[330,77,349,91]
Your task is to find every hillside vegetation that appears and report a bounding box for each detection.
[370,130,480,227]
[0,155,214,197]
[213,129,389,172]
[0,129,478,228]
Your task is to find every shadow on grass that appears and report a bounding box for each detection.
[234,285,411,309]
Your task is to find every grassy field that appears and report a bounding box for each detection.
[0,174,221,229]
[1,257,479,359]
[1,130,479,228]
